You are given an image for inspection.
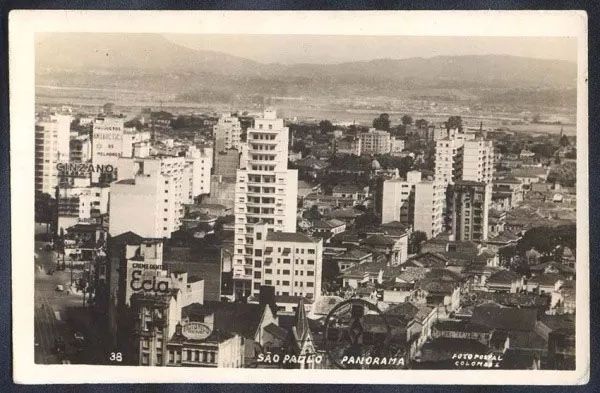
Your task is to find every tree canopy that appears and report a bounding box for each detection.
[401,115,413,126]
[415,119,428,129]
[319,120,335,135]
[373,113,391,131]
[445,116,463,131]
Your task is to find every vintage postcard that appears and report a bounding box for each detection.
[10,10,589,384]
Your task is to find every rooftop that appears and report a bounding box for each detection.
[471,304,537,332]
[182,301,269,340]
[266,232,316,243]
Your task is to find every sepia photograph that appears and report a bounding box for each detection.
[10,10,589,384]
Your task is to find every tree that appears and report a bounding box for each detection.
[530,143,557,159]
[445,116,463,131]
[415,119,428,129]
[559,135,570,147]
[409,231,427,254]
[35,192,56,226]
[401,115,413,126]
[547,162,576,187]
[319,120,334,135]
[303,205,322,221]
[517,226,560,256]
[373,113,391,131]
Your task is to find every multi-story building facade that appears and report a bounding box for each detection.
[109,170,182,238]
[35,113,72,194]
[185,146,213,197]
[69,135,92,163]
[121,129,152,158]
[462,140,494,184]
[381,171,422,225]
[381,171,444,239]
[213,113,243,153]
[92,116,126,166]
[414,180,445,239]
[238,226,323,300]
[492,177,524,209]
[232,109,299,298]
[335,137,362,156]
[57,181,110,233]
[434,138,464,186]
[451,180,492,241]
[359,128,391,156]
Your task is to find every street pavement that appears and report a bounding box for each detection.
[34,241,100,364]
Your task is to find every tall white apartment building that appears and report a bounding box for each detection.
[414,180,445,239]
[92,116,126,166]
[185,146,213,197]
[381,170,422,224]
[434,138,465,186]
[462,140,494,184]
[451,180,492,241]
[233,109,299,297]
[382,170,444,239]
[35,113,73,195]
[359,128,391,156]
[109,170,181,239]
[214,113,242,152]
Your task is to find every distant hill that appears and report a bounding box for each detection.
[36,33,576,89]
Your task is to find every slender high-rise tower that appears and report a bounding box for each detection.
[232,109,298,298]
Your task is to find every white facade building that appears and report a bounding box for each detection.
[359,128,391,156]
[232,109,300,297]
[57,183,110,233]
[121,130,152,158]
[109,170,183,239]
[214,113,242,152]
[434,138,465,186]
[382,170,444,239]
[414,180,445,239]
[238,226,323,299]
[462,140,494,184]
[185,146,213,197]
[35,113,73,194]
[381,170,422,225]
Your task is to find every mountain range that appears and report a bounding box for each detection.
[35,33,577,105]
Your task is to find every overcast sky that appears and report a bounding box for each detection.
[163,34,577,64]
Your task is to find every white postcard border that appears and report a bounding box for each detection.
[9,10,589,385]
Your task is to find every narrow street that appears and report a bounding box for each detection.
[34,241,107,364]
